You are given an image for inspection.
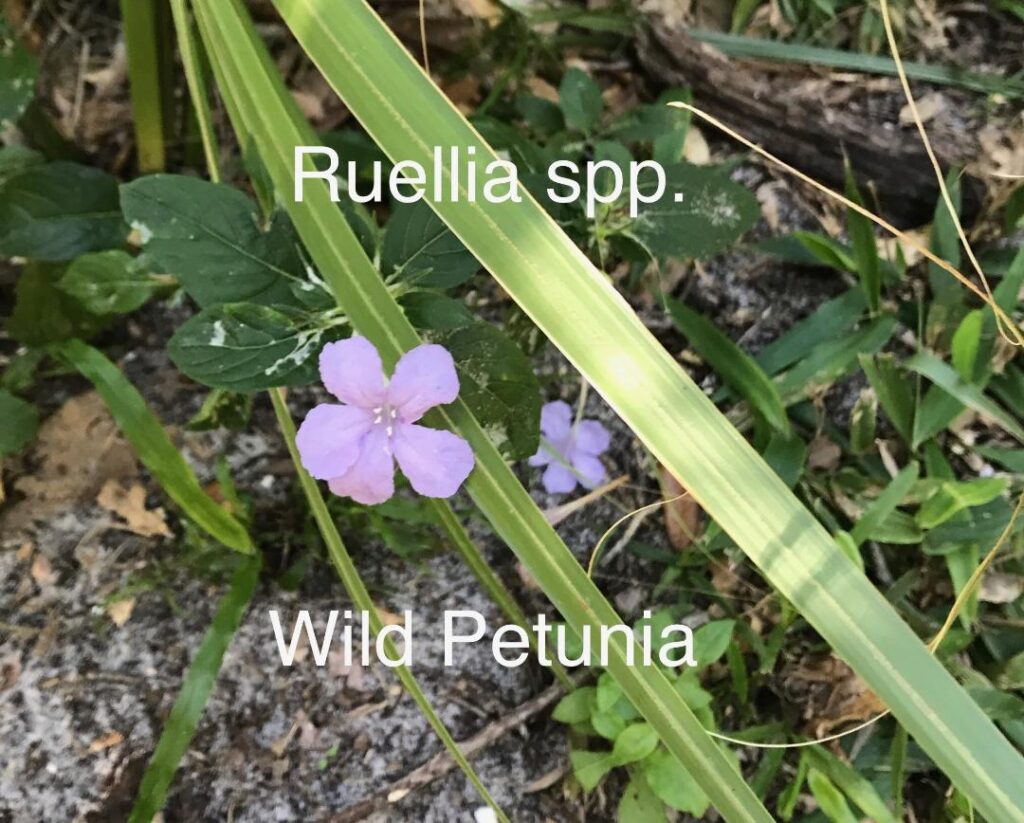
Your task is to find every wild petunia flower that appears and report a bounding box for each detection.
[296,336,474,505]
[529,400,610,494]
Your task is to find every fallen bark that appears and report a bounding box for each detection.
[636,13,984,224]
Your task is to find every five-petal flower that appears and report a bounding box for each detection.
[296,336,474,505]
[529,400,610,494]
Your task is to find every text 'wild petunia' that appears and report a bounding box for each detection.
[296,336,474,505]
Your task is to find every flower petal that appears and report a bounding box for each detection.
[540,400,573,440]
[528,446,553,467]
[393,423,474,498]
[574,420,611,455]
[541,463,578,494]
[387,344,460,422]
[319,336,387,408]
[571,453,606,490]
[295,404,374,480]
[327,425,395,504]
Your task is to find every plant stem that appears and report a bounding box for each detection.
[269,388,509,823]
[120,0,168,172]
[170,0,221,181]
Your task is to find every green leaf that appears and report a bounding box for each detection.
[844,164,881,312]
[0,389,38,455]
[807,768,859,823]
[618,774,666,822]
[906,351,1024,443]
[429,322,540,459]
[693,619,735,670]
[791,231,856,271]
[400,291,474,330]
[186,388,254,432]
[612,722,660,766]
[668,298,788,432]
[570,749,614,792]
[51,339,253,552]
[121,175,304,307]
[58,250,159,315]
[0,144,43,186]
[558,68,602,133]
[629,164,760,260]
[951,309,984,382]
[0,162,127,260]
[974,445,1024,473]
[0,18,37,128]
[381,200,479,288]
[805,746,899,823]
[7,262,108,345]
[128,555,260,822]
[848,388,877,454]
[552,687,595,724]
[917,477,1008,529]
[859,353,915,443]
[850,462,918,546]
[644,748,710,816]
[168,303,326,391]
[596,671,624,713]
[776,316,896,401]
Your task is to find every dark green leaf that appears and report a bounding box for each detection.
[667,297,789,432]
[121,175,303,307]
[844,165,881,312]
[169,303,326,391]
[756,288,866,376]
[558,68,602,133]
[629,164,759,260]
[0,19,37,128]
[7,262,108,345]
[0,389,38,454]
[859,353,915,444]
[381,200,479,288]
[0,144,42,186]
[58,250,159,315]
[400,291,474,331]
[429,322,540,459]
[0,162,127,260]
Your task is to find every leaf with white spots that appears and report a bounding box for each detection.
[626,163,759,260]
[168,303,332,391]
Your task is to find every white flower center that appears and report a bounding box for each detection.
[372,404,399,438]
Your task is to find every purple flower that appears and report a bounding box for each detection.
[296,336,474,505]
[529,400,610,494]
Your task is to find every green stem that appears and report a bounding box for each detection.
[120,0,168,171]
[269,388,509,823]
[128,555,261,823]
[170,0,221,181]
